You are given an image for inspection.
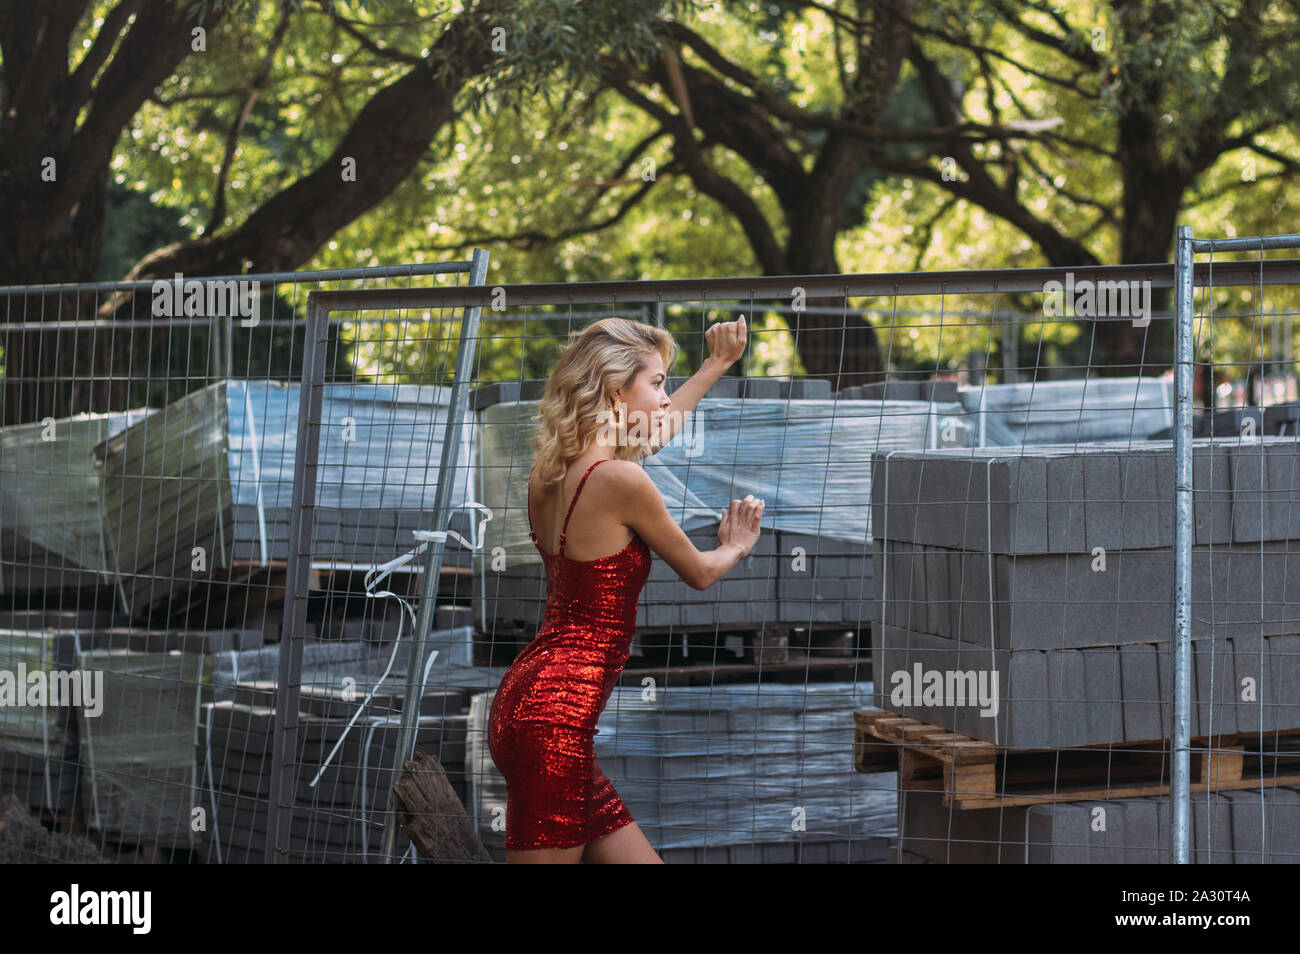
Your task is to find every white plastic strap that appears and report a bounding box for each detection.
[310,502,493,790]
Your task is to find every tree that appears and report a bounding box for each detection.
[0,0,690,423]
[428,0,1300,382]
[853,0,1300,371]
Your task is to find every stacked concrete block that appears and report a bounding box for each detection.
[197,696,466,863]
[197,636,498,862]
[877,542,1300,648]
[870,438,1300,747]
[658,837,889,864]
[1149,403,1300,440]
[471,377,833,410]
[872,624,1299,747]
[468,681,897,857]
[81,627,266,654]
[0,408,152,595]
[640,522,780,628]
[868,439,1300,554]
[0,625,277,831]
[478,515,878,634]
[896,785,1300,863]
[775,531,872,627]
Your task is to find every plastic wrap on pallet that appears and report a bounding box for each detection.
[209,635,505,702]
[74,647,211,847]
[476,397,972,561]
[93,384,232,581]
[0,409,151,591]
[225,380,475,513]
[959,376,1173,446]
[467,681,897,850]
[654,398,972,542]
[92,380,479,613]
[0,630,79,758]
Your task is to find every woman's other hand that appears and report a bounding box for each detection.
[705,313,747,368]
[718,494,764,557]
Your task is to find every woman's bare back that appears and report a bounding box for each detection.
[529,460,636,561]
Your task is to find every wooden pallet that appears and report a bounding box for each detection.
[854,708,1300,810]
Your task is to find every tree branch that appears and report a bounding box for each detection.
[310,0,429,67]
[2,0,90,145]
[65,0,145,116]
[600,62,788,272]
[147,85,249,105]
[903,38,1099,267]
[48,0,221,229]
[985,0,1103,69]
[910,195,960,270]
[208,2,294,234]
[1182,170,1293,209]
[106,5,500,302]
[876,0,1098,95]
[425,160,676,253]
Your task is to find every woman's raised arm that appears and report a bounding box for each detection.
[652,314,746,452]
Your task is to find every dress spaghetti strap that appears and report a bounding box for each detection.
[528,459,607,556]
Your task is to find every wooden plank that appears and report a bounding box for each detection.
[898,747,942,783]
[945,758,997,797]
[853,726,899,772]
[1196,745,1245,785]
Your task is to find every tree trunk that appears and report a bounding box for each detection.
[0,291,163,425]
[785,219,884,390]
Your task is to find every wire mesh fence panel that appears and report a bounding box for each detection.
[868,240,1300,864]
[0,261,484,862]
[5,248,1300,863]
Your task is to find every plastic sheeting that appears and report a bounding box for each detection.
[209,635,504,703]
[94,379,476,557]
[0,630,77,759]
[475,397,972,558]
[200,636,498,863]
[90,380,479,612]
[75,646,211,847]
[466,681,897,850]
[0,409,152,590]
[959,376,1174,446]
[225,379,476,513]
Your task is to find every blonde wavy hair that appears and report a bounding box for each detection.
[530,317,680,490]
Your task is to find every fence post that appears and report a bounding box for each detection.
[264,293,330,863]
[1172,224,1195,864]
[379,248,491,862]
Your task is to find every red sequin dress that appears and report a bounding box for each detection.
[487,458,652,850]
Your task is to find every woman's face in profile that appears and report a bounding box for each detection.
[613,351,672,446]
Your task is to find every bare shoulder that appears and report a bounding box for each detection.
[596,459,655,493]
[594,460,660,514]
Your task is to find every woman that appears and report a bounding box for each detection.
[487,314,765,864]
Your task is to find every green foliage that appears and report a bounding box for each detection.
[77,0,1300,387]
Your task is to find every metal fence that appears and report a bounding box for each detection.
[0,258,490,862]
[2,240,1298,863]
